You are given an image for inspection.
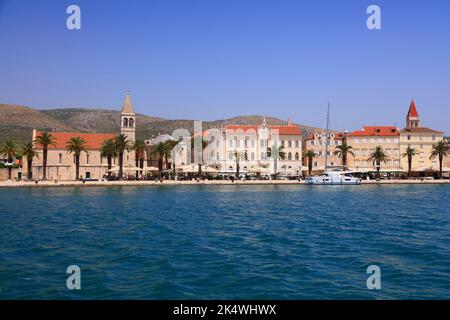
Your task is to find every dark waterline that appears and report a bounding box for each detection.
[0,185,449,299]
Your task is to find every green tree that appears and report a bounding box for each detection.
[333,142,354,168]
[115,134,132,180]
[66,137,87,180]
[34,132,56,180]
[430,140,449,179]
[233,150,248,179]
[0,138,20,180]
[401,146,419,178]
[150,142,167,180]
[100,138,117,178]
[133,139,148,178]
[22,142,39,180]
[368,146,389,179]
[267,144,286,177]
[304,150,316,176]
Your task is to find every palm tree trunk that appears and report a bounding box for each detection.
[439,155,443,179]
[118,152,124,180]
[27,158,33,180]
[135,153,139,179]
[107,156,112,178]
[75,155,80,180]
[308,157,312,176]
[408,156,412,177]
[43,147,48,180]
[377,160,381,179]
[7,155,12,180]
[198,164,202,179]
[343,153,347,167]
[158,159,163,180]
[236,160,240,179]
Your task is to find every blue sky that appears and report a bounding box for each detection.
[0,0,449,133]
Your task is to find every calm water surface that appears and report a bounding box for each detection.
[0,185,449,299]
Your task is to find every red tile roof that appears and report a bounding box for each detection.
[400,127,443,134]
[407,99,419,118]
[348,126,399,137]
[224,125,301,135]
[35,131,116,150]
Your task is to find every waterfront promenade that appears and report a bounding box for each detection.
[0,179,449,188]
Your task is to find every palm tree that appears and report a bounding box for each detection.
[267,144,286,177]
[66,137,87,180]
[164,140,179,177]
[100,138,117,178]
[151,142,167,180]
[34,132,56,180]
[401,146,419,178]
[133,139,147,179]
[115,134,132,180]
[430,140,449,179]
[190,136,208,178]
[333,142,354,168]
[304,150,316,176]
[233,150,248,179]
[368,146,389,179]
[22,142,39,180]
[0,138,20,180]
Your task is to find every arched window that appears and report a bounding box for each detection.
[295,152,299,160]
[129,118,134,127]
[123,118,128,127]
[228,152,233,160]
[288,152,292,160]
[251,152,255,160]
[261,152,265,160]
[216,152,220,160]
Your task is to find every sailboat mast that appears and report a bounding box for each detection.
[324,102,330,172]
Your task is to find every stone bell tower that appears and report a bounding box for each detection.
[121,91,136,142]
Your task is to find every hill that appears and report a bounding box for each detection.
[0,104,321,143]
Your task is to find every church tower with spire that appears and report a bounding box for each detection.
[121,91,136,142]
[406,99,420,128]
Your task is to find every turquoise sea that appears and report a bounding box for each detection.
[0,185,449,299]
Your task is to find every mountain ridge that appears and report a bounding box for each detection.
[0,103,322,143]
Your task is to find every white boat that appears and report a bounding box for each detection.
[304,102,361,185]
[305,171,361,185]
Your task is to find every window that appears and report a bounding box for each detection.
[288,152,292,160]
[432,135,436,141]
[318,151,323,156]
[362,139,367,144]
[311,141,315,146]
[386,138,391,144]
[216,152,220,161]
[216,140,220,147]
[295,141,299,148]
[251,140,255,148]
[261,152,265,160]
[244,139,248,148]
[260,140,265,147]
[123,118,128,127]
[407,135,411,140]
[313,162,318,168]
[378,138,383,144]
[295,152,299,160]
[354,161,359,167]
[228,140,232,148]
[394,149,399,156]
[129,118,134,127]
[228,153,233,160]
[354,139,359,144]
[281,140,285,147]
[394,138,399,144]
[288,141,292,148]
[59,153,62,164]
[86,154,89,164]
[370,138,375,143]
[251,152,255,160]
